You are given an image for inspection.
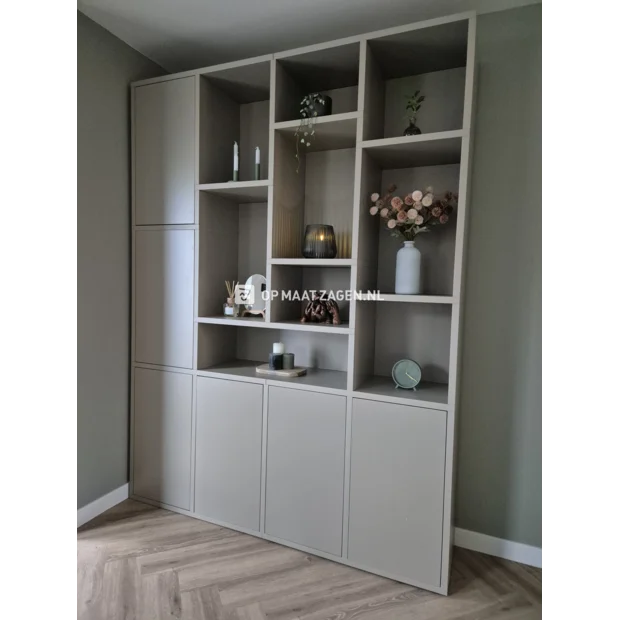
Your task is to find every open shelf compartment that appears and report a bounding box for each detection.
[352,300,452,408]
[197,190,268,319]
[356,150,459,297]
[197,323,349,392]
[272,129,355,259]
[362,19,469,141]
[275,42,360,123]
[198,60,271,184]
[269,263,352,329]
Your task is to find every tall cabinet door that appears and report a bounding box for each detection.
[265,387,346,556]
[134,77,195,225]
[133,368,193,510]
[195,377,263,531]
[348,399,447,588]
[135,229,194,369]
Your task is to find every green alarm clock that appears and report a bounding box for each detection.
[392,359,422,390]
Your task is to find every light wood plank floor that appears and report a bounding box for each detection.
[78,499,541,620]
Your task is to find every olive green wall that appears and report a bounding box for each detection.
[456,4,541,547]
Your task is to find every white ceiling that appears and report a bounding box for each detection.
[78,0,540,73]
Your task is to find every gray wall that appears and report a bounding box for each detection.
[77,12,163,509]
[456,4,541,547]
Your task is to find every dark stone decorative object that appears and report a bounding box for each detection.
[301,292,341,325]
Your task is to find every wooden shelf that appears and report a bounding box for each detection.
[270,320,352,334]
[354,376,448,410]
[196,180,269,203]
[274,112,358,151]
[270,258,353,266]
[359,294,454,304]
[197,359,347,393]
[361,130,462,168]
[196,316,270,328]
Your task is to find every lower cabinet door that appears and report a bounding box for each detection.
[265,387,346,556]
[348,398,447,588]
[195,377,263,531]
[133,368,193,510]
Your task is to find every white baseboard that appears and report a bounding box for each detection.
[454,527,542,568]
[77,483,129,528]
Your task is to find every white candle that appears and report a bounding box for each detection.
[273,342,284,354]
[233,141,239,171]
[255,146,260,165]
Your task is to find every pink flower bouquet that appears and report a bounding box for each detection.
[368,185,457,241]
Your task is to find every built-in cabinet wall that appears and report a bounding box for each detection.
[130,12,475,596]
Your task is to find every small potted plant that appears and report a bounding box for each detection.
[403,90,425,136]
[294,93,332,172]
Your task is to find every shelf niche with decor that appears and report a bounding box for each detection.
[198,60,271,184]
[197,189,268,320]
[352,300,452,408]
[272,128,356,259]
[196,322,349,392]
[274,42,360,123]
[362,20,468,141]
[356,150,460,297]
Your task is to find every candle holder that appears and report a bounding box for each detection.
[302,225,337,259]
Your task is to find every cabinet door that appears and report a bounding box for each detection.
[133,368,192,509]
[348,399,447,588]
[195,377,263,531]
[134,77,195,225]
[265,387,346,556]
[135,229,194,368]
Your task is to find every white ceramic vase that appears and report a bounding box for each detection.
[395,240,422,294]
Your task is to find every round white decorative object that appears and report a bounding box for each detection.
[243,274,267,312]
[273,342,285,354]
[395,241,422,294]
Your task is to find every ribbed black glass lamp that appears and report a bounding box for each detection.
[302,225,338,259]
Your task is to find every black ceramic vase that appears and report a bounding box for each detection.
[403,120,422,136]
[305,94,332,117]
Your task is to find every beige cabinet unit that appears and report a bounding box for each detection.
[131,11,476,595]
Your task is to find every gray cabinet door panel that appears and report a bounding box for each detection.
[265,387,346,556]
[195,377,263,531]
[348,399,447,588]
[135,77,195,225]
[135,229,194,369]
[133,368,192,510]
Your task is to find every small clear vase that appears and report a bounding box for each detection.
[223,298,239,317]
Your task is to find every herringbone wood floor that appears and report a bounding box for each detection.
[77,499,541,619]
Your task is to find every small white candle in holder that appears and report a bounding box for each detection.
[255,146,260,164]
[233,141,239,171]
[272,342,285,354]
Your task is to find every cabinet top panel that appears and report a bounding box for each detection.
[131,12,474,88]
